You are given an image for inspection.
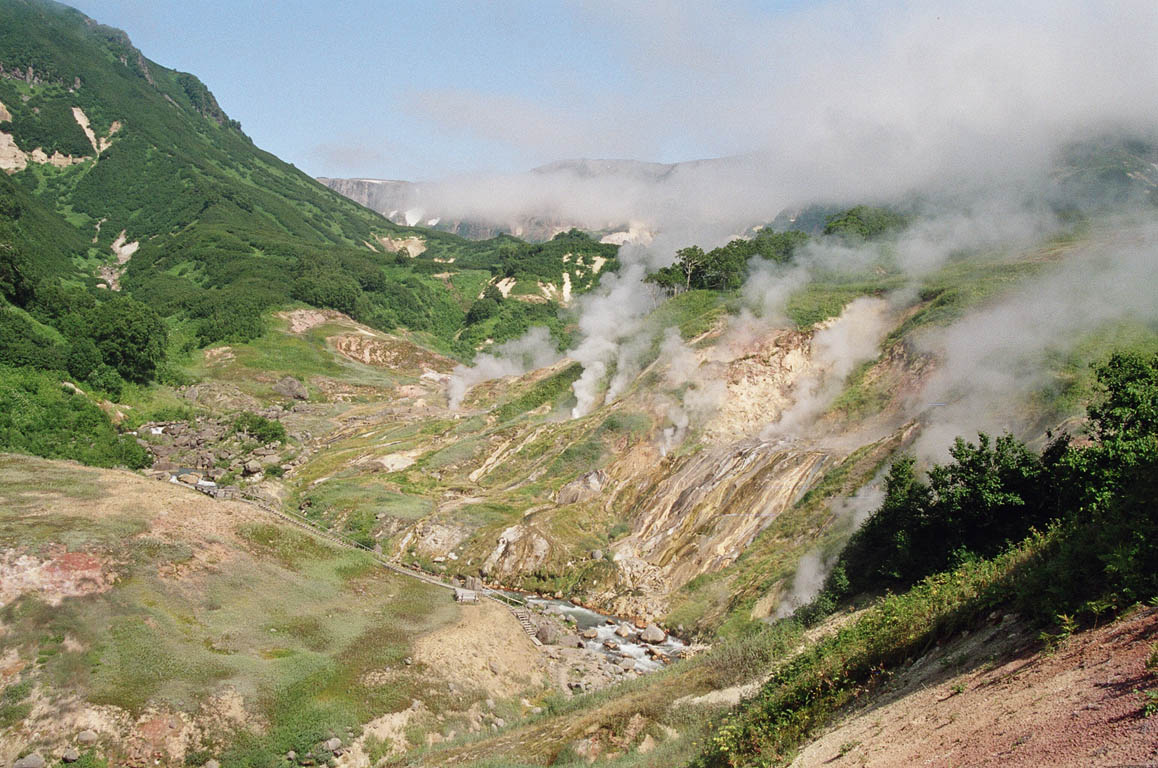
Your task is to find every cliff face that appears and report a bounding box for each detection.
[316,177,416,217]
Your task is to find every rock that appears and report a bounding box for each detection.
[618,657,636,670]
[77,730,98,745]
[582,628,599,639]
[273,376,309,400]
[493,717,505,728]
[324,737,342,752]
[14,754,46,768]
[536,624,561,645]
[556,470,608,505]
[61,749,80,763]
[531,706,543,715]
[286,751,296,761]
[603,640,619,651]
[615,623,634,638]
[243,459,262,475]
[176,472,201,484]
[589,549,603,561]
[485,697,496,710]
[641,623,666,643]
[205,761,221,768]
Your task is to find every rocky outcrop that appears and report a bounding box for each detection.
[556,470,608,505]
[481,524,552,582]
[273,376,308,400]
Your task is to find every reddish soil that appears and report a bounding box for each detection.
[791,607,1158,767]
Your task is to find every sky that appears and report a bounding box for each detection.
[66,0,803,180]
[64,0,1158,194]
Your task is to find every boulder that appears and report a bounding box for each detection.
[536,624,561,645]
[565,635,585,648]
[61,749,80,764]
[243,460,262,476]
[618,657,636,670]
[641,623,666,643]
[323,737,342,753]
[77,730,98,746]
[581,628,599,639]
[556,470,608,505]
[273,376,309,401]
[615,623,634,638]
[14,755,45,768]
[590,549,603,561]
[204,761,220,768]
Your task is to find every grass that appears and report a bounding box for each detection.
[0,455,465,764]
[785,276,904,329]
[693,534,1049,767]
[492,362,583,423]
[647,290,732,339]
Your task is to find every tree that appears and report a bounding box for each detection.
[66,337,102,381]
[675,246,706,291]
[84,296,168,383]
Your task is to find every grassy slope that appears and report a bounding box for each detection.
[0,453,473,764]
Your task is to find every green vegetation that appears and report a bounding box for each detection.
[821,205,910,241]
[233,411,287,445]
[493,363,583,422]
[647,229,808,295]
[0,365,149,468]
[695,351,1158,766]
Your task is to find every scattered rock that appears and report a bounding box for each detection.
[582,628,599,639]
[243,459,262,476]
[641,623,666,643]
[204,761,220,768]
[615,623,634,638]
[619,657,636,670]
[536,624,561,645]
[14,755,45,768]
[590,549,603,561]
[285,751,296,762]
[323,737,342,753]
[77,730,98,745]
[61,749,80,764]
[273,376,309,400]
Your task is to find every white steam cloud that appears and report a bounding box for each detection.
[909,218,1158,461]
[764,298,893,437]
[446,326,561,410]
[380,1,1158,240]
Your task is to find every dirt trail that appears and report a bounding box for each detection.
[791,607,1158,768]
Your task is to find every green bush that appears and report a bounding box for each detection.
[0,365,149,469]
[234,412,287,445]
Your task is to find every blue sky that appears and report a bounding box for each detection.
[63,1,805,180]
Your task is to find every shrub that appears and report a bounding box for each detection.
[234,412,286,444]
